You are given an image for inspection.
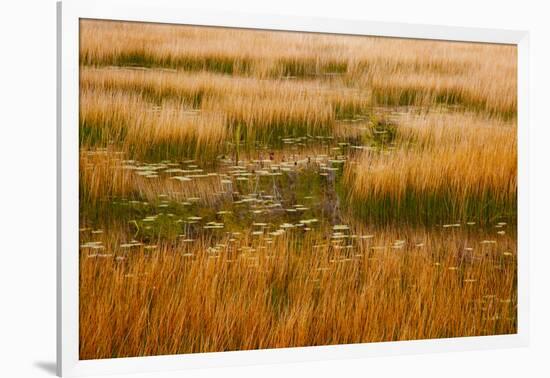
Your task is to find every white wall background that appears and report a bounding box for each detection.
[0,0,548,377]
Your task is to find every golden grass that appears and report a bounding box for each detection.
[81,19,516,117]
[81,66,370,114]
[79,19,518,359]
[366,68,517,118]
[80,150,226,210]
[345,113,517,223]
[80,226,516,358]
[79,150,131,203]
[80,67,369,152]
[80,88,228,160]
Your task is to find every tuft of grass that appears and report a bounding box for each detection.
[80,89,228,161]
[344,113,517,225]
[80,69,372,153]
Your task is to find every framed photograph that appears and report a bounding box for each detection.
[57,0,529,376]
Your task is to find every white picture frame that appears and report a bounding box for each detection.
[57,0,530,376]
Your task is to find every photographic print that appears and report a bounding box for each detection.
[78,19,517,360]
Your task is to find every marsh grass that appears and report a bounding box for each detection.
[80,67,371,158]
[80,89,228,161]
[81,20,516,118]
[79,151,227,211]
[79,19,518,359]
[80,227,516,358]
[344,113,517,224]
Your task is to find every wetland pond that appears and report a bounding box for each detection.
[80,108,514,261]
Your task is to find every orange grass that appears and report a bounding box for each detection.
[80,67,369,152]
[80,89,228,160]
[79,150,227,215]
[79,19,518,359]
[80,227,516,358]
[80,19,516,117]
[344,113,517,224]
